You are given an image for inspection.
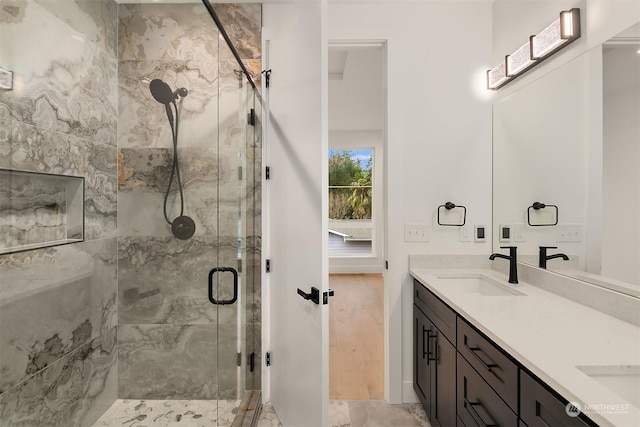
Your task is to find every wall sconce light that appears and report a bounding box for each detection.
[487,8,581,90]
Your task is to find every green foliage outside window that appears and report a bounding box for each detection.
[328,151,372,220]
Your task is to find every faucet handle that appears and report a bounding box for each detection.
[539,246,558,249]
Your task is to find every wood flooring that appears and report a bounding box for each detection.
[329,274,384,400]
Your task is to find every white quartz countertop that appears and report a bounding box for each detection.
[410,267,640,427]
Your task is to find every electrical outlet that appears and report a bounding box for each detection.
[404,223,430,242]
[514,224,526,242]
[557,224,582,242]
[459,225,472,242]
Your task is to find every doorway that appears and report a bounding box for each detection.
[328,41,387,400]
[329,273,384,400]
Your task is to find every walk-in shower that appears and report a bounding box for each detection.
[0,0,262,425]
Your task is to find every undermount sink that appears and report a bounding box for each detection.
[576,365,640,409]
[435,274,526,296]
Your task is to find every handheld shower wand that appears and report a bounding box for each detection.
[149,79,195,240]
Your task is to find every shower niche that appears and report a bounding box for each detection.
[0,169,84,254]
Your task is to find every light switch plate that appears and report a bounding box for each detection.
[474,225,486,242]
[557,224,582,242]
[404,223,430,242]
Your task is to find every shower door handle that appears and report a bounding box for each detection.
[208,267,238,305]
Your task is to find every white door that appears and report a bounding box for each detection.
[262,1,329,426]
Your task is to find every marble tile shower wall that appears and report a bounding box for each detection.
[116,3,261,400]
[0,0,118,426]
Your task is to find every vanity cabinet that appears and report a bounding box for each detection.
[413,279,598,427]
[520,370,595,427]
[413,282,457,427]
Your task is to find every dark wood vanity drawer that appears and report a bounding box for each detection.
[457,317,518,412]
[413,279,456,344]
[520,371,597,427]
[457,354,518,427]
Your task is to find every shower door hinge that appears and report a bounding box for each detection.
[265,352,271,367]
[265,259,271,273]
[248,108,256,126]
[237,352,242,367]
[265,166,271,180]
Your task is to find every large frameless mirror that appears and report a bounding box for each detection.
[492,21,640,299]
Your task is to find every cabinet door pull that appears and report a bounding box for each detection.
[464,397,497,427]
[424,326,438,364]
[427,331,438,363]
[422,325,428,360]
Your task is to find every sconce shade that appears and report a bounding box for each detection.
[531,9,580,59]
[507,40,536,76]
[487,8,581,90]
[487,61,509,90]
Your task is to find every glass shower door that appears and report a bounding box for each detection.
[209,32,259,411]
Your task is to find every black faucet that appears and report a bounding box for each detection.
[538,246,569,269]
[490,246,518,284]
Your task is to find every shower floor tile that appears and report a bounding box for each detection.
[93,399,430,427]
[92,399,240,427]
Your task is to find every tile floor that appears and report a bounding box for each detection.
[93,399,431,427]
[92,400,239,426]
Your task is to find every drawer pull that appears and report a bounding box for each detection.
[468,345,499,372]
[464,397,498,427]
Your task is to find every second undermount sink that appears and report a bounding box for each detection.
[577,365,640,409]
[435,273,526,296]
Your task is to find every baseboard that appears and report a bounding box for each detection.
[403,380,419,404]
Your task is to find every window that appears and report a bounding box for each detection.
[328,149,373,255]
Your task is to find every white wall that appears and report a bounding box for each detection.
[329,1,494,403]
